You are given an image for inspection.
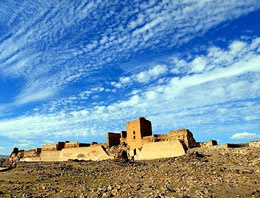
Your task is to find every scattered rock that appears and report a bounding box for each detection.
[0,147,259,197]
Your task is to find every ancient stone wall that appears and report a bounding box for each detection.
[20,157,41,162]
[135,140,186,160]
[142,136,155,144]
[168,129,197,149]
[24,148,41,158]
[199,140,218,147]
[59,146,112,161]
[40,151,62,161]
[107,132,121,147]
[249,141,260,147]
[64,142,79,149]
[42,144,57,151]
[154,134,169,142]
[20,145,112,162]
[17,150,25,158]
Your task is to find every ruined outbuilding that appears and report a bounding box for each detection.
[11,117,218,162]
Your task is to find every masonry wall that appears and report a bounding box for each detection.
[142,136,155,144]
[168,129,197,149]
[64,142,79,148]
[59,146,112,161]
[135,140,186,160]
[24,148,41,158]
[154,134,169,142]
[249,141,260,147]
[29,145,112,162]
[20,157,41,162]
[199,140,218,147]
[107,132,121,147]
[40,151,62,161]
[17,150,25,158]
[42,144,57,151]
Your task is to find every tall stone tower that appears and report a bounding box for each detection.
[126,117,152,150]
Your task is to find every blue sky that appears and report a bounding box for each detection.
[0,0,260,154]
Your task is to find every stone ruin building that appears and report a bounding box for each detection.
[107,117,215,160]
[10,117,219,162]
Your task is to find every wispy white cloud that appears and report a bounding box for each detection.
[0,0,259,106]
[0,37,259,145]
[12,139,40,150]
[111,64,168,88]
[230,132,260,140]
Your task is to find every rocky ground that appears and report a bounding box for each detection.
[0,146,259,198]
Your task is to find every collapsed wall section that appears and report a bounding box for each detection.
[168,129,197,148]
[24,148,41,158]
